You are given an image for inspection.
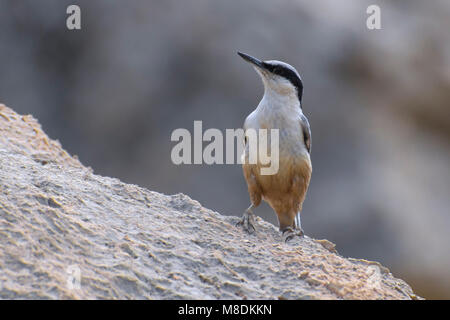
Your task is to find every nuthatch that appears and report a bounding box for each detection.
[237,52,312,242]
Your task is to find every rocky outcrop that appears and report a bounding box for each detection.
[0,104,420,299]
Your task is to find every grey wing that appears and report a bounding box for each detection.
[300,114,311,153]
[243,119,248,146]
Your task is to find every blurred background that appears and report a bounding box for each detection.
[1,0,449,299]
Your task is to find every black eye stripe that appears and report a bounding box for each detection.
[263,62,303,102]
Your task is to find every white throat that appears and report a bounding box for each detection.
[259,86,301,114]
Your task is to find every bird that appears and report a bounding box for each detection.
[236,51,312,242]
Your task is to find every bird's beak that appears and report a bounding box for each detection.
[237,52,266,70]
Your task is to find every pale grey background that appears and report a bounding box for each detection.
[1,0,449,298]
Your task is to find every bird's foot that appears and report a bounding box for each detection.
[236,208,256,234]
[282,226,304,243]
[295,226,305,238]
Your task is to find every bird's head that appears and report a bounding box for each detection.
[238,51,303,102]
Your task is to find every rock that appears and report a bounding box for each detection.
[0,104,420,299]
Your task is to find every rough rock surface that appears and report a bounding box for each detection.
[0,104,420,299]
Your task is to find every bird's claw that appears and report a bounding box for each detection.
[236,210,256,234]
[282,227,304,243]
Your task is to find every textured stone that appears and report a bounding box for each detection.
[0,104,420,299]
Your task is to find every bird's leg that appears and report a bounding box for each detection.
[294,211,305,237]
[282,212,305,242]
[236,204,256,234]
